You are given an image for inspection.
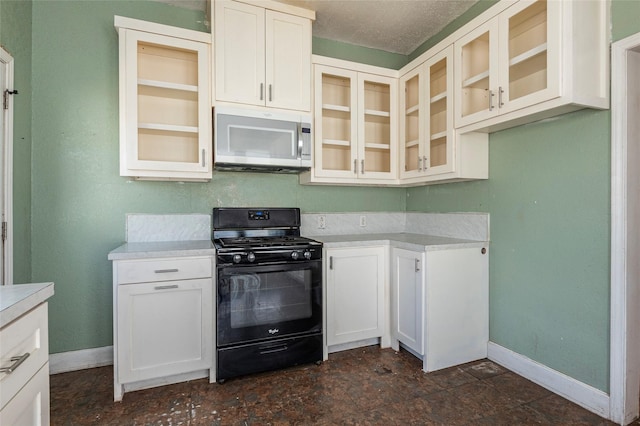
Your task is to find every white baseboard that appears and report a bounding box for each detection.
[49,346,113,375]
[488,342,610,419]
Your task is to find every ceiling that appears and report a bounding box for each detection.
[157,0,479,55]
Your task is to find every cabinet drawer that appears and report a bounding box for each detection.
[116,256,212,284]
[0,303,49,411]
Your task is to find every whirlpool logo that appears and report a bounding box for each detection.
[268,328,279,335]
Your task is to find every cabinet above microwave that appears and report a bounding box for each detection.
[214,107,312,173]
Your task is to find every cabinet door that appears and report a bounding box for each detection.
[424,46,455,176]
[326,247,385,346]
[265,10,311,111]
[357,73,397,180]
[424,247,489,372]
[454,19,500,128]
[121,29,211,178]
[117,278,213,383]
[214,1,265,106]
[497,0,560,114]
[391,248,424,355]
[0,363,49,426]
[399,64,425,179]
[313,65,358,179]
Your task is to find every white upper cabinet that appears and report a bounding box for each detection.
[301,60,398,185]
[116,17,212,181]
[214,0,313,112]
[454,0,608,132]
[400,46,455,182]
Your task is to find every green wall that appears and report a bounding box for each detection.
[407,110,611,391]
[25,1,405,354]
[313,37,408,69]
[1,0,33,283]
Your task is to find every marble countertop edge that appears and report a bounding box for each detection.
[108,240,216,260]
[0,282,55,329]
[310,233,488,251]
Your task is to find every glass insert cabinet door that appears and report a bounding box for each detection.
[400,64,423,178]
[313,64,397,181]
[357,73,397,180]
[455,0,559,128]
[498,0,559,114]
[122,29,210,173]
[400,46,454,179]
[425,47,454,176]
[455,19,500,127]
[313,65,358,178]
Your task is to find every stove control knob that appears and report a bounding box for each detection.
[291,251,299,260]
[233,254,242,264]
[247,252,256,263]
[303,251,312,260]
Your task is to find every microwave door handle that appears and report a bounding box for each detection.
[297,123,303,160]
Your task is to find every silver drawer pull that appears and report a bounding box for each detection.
[154,269,178,274]
[153,284,178,290]
[154,284,179,291]
[0,353,30,374]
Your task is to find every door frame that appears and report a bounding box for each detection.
[0,47,14,286]
[610,31,640,425]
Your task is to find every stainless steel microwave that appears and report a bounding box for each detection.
[214,107,312,173]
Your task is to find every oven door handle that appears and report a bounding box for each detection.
[253,249,314,254]
[259,344,288,355]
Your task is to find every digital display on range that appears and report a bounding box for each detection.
[248,210,269,220]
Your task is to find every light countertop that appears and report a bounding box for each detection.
[0,282,55,329]
[108,240,216,260]
[311,233,487,251]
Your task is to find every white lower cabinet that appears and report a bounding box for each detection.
[0,303,50,425]
[325,246,386,348]
[391,248,425,356]
[112,256,213,401]
[392,246,489,372]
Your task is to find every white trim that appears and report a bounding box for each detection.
[312,55,399,78]
[610,31,640,425]
[49,346,113,375]
[0,47,14,286]
[232,0,315,20]
[114,15,211,44]
[488,342,610,418]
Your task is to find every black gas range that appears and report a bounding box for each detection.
[213,208,322,265]
[212,208,323,382]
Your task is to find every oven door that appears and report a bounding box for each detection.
[217,260,322,347]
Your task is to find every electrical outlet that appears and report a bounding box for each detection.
[359,215,367,227]
[318,215,326,229]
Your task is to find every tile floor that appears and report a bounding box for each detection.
[50,346,617,425]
